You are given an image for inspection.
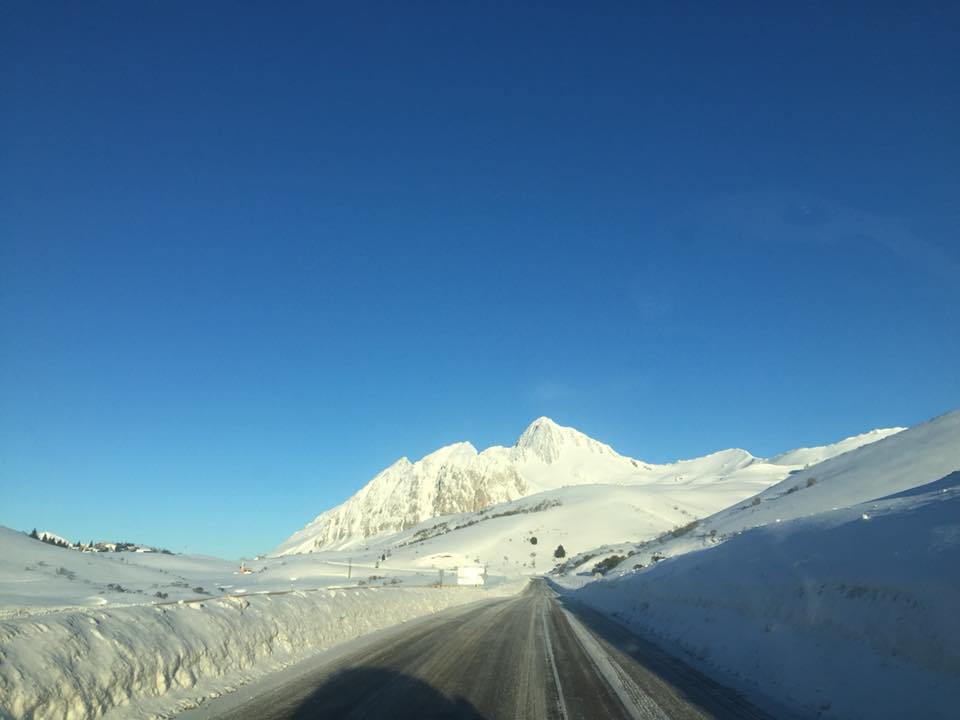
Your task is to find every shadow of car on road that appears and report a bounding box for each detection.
[290,666,487,720]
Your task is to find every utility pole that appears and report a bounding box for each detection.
[347,558,352,579]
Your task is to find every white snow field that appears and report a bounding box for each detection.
[564,410,960,720]
[0,527,523,719]
[0,525,478,617]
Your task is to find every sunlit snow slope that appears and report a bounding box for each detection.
[570,410,960,720]
[566,411,955,573]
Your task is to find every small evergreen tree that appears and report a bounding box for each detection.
[553,544,566,559]
[29,528,39,539]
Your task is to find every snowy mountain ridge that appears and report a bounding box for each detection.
[275,417,903,556]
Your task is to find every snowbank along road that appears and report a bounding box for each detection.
[179,579,782,720]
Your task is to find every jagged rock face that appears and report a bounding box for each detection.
[274,417,619,554]
[433,465,527,516]
[514,416,617,464]
[293,460,530,551]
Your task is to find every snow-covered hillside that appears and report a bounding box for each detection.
[572,473,960,719]
[0,526,493,617]
[562,410,960,719]
[277,417,901,555]
[562,411,955,574]
[768,427,903,466]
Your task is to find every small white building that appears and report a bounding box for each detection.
[456,565,485,586]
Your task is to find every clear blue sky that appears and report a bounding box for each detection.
[2,3,958,558]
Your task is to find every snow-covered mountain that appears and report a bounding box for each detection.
[275,417,902,556]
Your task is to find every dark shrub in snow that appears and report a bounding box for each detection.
[591,555,626,575]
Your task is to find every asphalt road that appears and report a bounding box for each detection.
[180,580,780,720]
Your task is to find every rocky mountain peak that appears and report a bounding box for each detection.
[514,416,616,464]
